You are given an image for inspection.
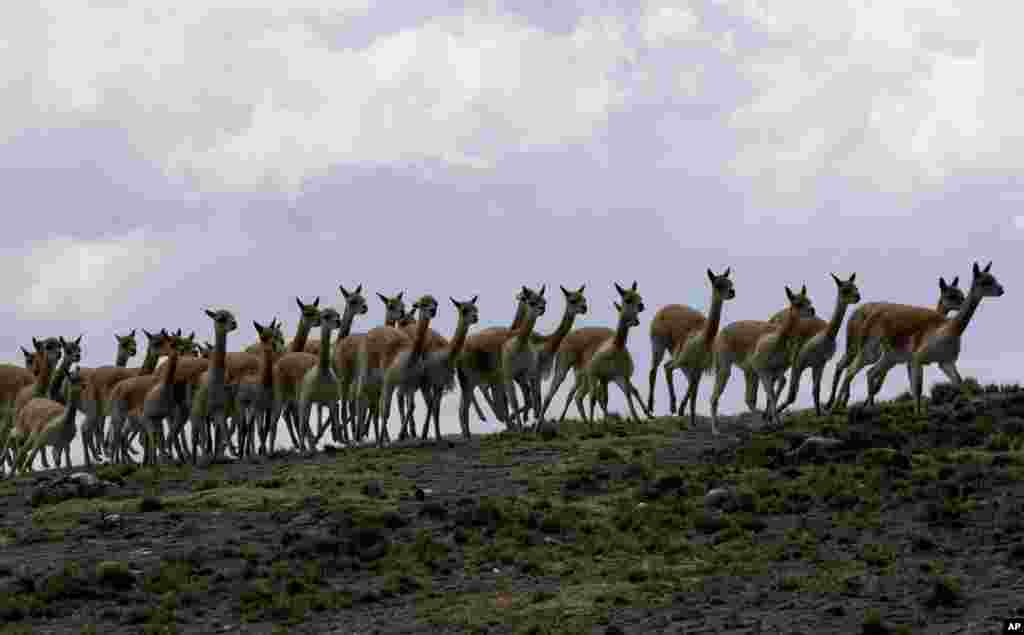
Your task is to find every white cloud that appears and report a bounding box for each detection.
[641,1,700,46]
[3,4,635,192]
[1014,215,1024,231]
[8,231,164,318]
[718,0,1024,203]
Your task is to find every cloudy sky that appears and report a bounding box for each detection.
[2,1,1021,449]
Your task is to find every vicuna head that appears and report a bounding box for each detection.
[938,276,965,313]
[319,307,344,331]
[452,296,480,326]
[115,330,138,359]
[296,297,322,329]
[832,273,861,306]
[707,267,736,301]
[614,281,644,327]
[561,284,588,317]
[412,295,439,321]
[784,285,814,318]
[339,284,369,319]
[205,309,239,336]
[377,291,407,325]
[59,336,83,365]
[969,261,1005,300]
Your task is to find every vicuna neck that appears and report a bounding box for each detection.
[318,322,335,372]
[951,291,982,337]
[161,348,180,384]
[613,312,633,350]
[701,292,725,351]
[32,357,53,399]
[212,329,228,371]
[543,307,578,355]
[446,317,471,368]
[825,298,851,341]
[115,348,131,367]
[410,315,432,363]
[290,318,314,353]
[139,348,160,376]
[260,342,274,388]
[776,306,801,339]
[509,301,528,331]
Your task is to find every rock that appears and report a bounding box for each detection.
[704,487,736,511]
[96,561,135,590]
[351,527,389,561]
[419,502,448,520]
[536,419,559,440]
[361,480,385,499]
[138,497,163,512]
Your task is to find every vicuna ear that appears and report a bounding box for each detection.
[939,277,947,290]
[831,272,841,286]
[205,309,217,319]
[253,320,264,333]
[577,284,585,294]
[973,262,981,276]
[849,273,856,283]
[561,284,570,297]
[785,286,795,301]
[450,297,460,308]
[470,295,479,304]
[313,297,320,307]
[614,301,622,312]
[538,284,546,297]
[354,284,363,294]
[631,280,638,291]
[952,276,959,287]
[800,284,807,296]
[377,292,388,304]
[707,269,716,284]
[984,261,992,272]
[614,282,626,296]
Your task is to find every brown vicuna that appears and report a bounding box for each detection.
[185,309,239,463]
[234,319,280,457]
[773,274,861,416]
[827,276,965,411]
[709,285,815,434]
[456,286,544,437]
[103,330,176,464]
[139,332,187,465]
[14,367,83,474]
[1,338,59,472]
[75,330,137,466]
[500,288,547,431]
[416,296,479,442]
[653,268,735,428]
[46,336,84,406]
[377,295,439,444]
[571,282,649,425]
[335,292,408,445]
[863,262,1003,414]
[267,296,323,451]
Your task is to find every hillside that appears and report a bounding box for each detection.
[2,380,1024,634]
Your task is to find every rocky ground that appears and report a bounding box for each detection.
[3,381,1024,634]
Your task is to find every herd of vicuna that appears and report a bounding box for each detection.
[0,261,1004,475]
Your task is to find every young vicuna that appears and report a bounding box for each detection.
[297,294,367,449]
[14,367,84,473]
[572,282,648,425]
[501,287,548,431]
[186,309,239,462]
[335,292,408,444]
[417,296,479,442]
[827,276,965,411]
[654,268,736,428]
[378,295,439,444]
[865,262,1004,414]
[268,297,323,451]
[709,285,815,434]
[774,274,861,416]
[234,319,280,458]
[457,286,544,434]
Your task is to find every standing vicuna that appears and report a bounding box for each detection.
[651,268,736,428]
[709,285,815,434]
[139,331,187,465]
[268,296,323,451]
[186,309,239,462]
[376,295,439,444]
[826,276,966,412]
[234,319,280,458]
[500,288,548,431]
[1,338,60,473]
[773,274,861,416]
[104,330,176,464]
[456,286,544,436]
[14,367,83,474]
[570,282,648,426]
[278,288,367,451]
[415,296,480,442]
[496,285,587,432]
[336,292,408,444]
[862,262,1004,414]
[77,331,137,464]
[46,336,84,407]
